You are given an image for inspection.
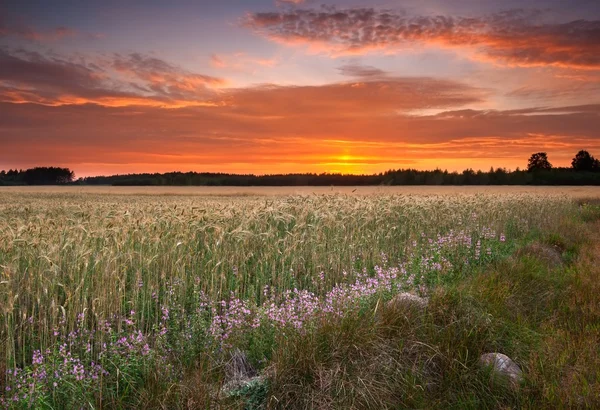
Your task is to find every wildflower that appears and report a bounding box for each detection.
[161,306,170,321]
[32,350,43,365]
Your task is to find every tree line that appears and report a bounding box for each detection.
[2,151,600,186]
[0,167,75,186]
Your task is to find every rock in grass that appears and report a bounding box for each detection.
[387,292,429,310]
[222,375,267,399]
[222,349,259,393]
[479,353,523,386]
[515,242,563,268]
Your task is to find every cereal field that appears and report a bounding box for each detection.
[3,185,600,197]
[0,187,597,407]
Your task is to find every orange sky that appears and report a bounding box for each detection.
[1,0,599,176]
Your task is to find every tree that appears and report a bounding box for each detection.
[22,167,75,185]
[571,150,597,172]
[527,152,552,172]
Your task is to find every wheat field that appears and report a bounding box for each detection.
[0,187,592,407]
[3,185,600,197]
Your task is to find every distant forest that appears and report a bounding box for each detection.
[2,151,600,186]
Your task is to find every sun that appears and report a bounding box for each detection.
[323,154,366,174]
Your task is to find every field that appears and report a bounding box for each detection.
[3,185,600,197]
[1,187,600,408]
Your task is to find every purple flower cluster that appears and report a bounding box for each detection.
[264,289,320,329]
[204,226,507,347]
[2,315,155,407]
[409,227,506,275]
[206,265,406,345]
[1,344,108,406]
[323,265,403,316]
[111,330,151,357]
[209,296,257,347]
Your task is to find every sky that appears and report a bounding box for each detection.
[1,0,599,176]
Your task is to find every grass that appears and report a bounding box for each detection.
[0,190,598,408]
[266,206,600,409]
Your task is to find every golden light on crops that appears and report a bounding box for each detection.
[1,186,597,406]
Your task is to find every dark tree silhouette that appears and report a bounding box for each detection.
[527,152,552,171]
[0,167,74,185]
[4,161,600,186]
[571,150,598,172]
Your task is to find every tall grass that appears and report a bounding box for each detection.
[0,192,577,407]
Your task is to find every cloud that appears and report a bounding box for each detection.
[337,64,387,78]
[210,54,227,68]
[112,52,226,100]
[209,52,278,71]
[506,73,600,102]
[276,0,306,5]
[3,46,482,114]
[1,26,76,41]
[0,49,225,107]
[1,47,482,112]
[223,77,486,116]
[0,15,76,41]
[1,85,598,174]
[244,7,600,69]
[1,42,597,175]
[0,48,128,103]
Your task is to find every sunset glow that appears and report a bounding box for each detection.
[1,0,599,176]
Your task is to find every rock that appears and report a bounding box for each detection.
[225,349,257,380]
[479,353,523,386]
[387,292,429,310]
[222,349,258,394]
[222,375,266,397]
[515,242,563,268]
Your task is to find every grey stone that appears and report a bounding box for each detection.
[225,349,257,381]
[479,353,523,386]
[387,292,429,310]
[222,375,266,396]
[222,349,258,394]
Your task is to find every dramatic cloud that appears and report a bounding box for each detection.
[245,7,600,69]
[0,46,485,112]
[112,53,226,101]
[506,72,600,102]
[223,77,486,117]
[0,48,134,105]
[3,46,596,174]
[0,49,225,107]
[2,2,599,176]
[1,90,598,174]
